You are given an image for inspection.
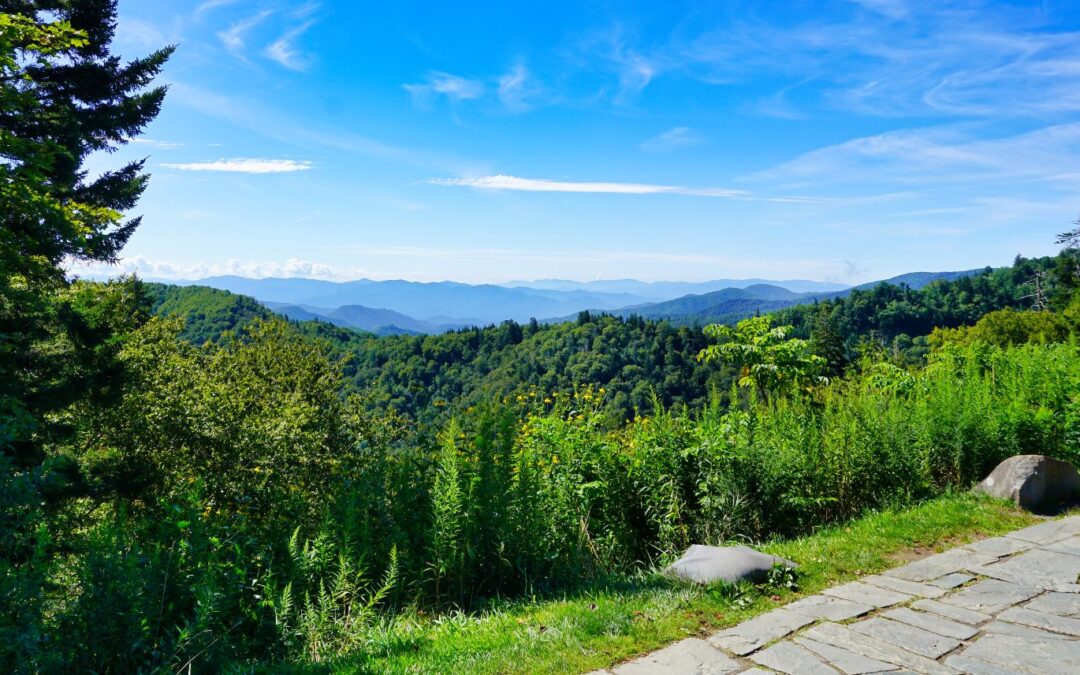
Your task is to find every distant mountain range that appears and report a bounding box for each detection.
[502,278,849,299]
[170,276,644,325]
[264,302,457,335]
[553,270,984,327]
[160,270,982,335]
[569,284,815,325]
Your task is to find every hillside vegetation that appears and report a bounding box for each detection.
[7,7,1080,672]
[147,253,1064,425]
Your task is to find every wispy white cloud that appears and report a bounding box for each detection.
[848,0,910,20]
[574,4,1080,119]
[161,158,313,173]
[115,18,169,51]
[167,82,487,174]
[217,10,272,56]
[195,0,246,15]
[432,174,747,197]
[497,64,533,111]
[613,50,656,100]
[195,0,244,16]
[265,18,318,71]
[430,174,819,203]
[68,256,369,282]
[129,138,185,150]
[404,72,485,106]
[639,127,704,153]
[404,64,542,113]
[569,25,661,104]
[751,122,1080,188]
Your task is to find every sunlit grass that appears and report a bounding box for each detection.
[314,492,1036,674]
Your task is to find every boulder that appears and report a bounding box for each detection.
[664,544,796,584]
[975,455,1080,514]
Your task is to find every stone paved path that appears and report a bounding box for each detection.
[594,516,1080,674]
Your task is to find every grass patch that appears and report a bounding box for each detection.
[324,492,1036,674]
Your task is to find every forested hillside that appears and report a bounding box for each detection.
[144,254,1064,425]
[778,255,1058,365]
[144,283,274,343]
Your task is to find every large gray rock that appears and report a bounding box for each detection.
[975,455,1080,513]
[664,544,796,584]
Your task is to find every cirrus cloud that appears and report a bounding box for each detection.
[429,174,819,203]
[161,158,314,173]
[430,174,747,197]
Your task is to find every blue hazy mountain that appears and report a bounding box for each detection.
[554,284,817,325]
[169,269,980,333]
[853,269,984,291]
[263,302,447,335]
[552,270,985,326]
[503,278,849,299]
[176,276,649,324]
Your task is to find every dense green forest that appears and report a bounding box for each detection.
[6,4,1080,672]
[148,253,1063,425]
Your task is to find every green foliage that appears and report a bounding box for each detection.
[774,255,1062,360]
[338,314,721,424]
[144,283,276,344]
[270,530,399,663]
[429,423,465,604]
[930,306,1072,348]
[82,318,370,532]
[699,316,826,399]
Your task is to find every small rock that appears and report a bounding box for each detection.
[975,454,1080,513]
[664,544,796,584]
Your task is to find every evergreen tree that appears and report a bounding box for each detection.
[809,304,847,377]
[1054,216,1080,302]
[0,2,171,463]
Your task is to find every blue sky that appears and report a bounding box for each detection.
[83,0,1080,283]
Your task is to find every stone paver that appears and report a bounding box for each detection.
[929,573,975,590]
[998,606,1080,637]
[751,640,839,674]
[1024,590,1080,617]
[885,549,999,583]
[850,617,961,659]
[1045,534,1080,558]
[961,536,1033,558]
[610,516,1080,675]
[795,636,902,674]
[912,599,992,625]
[863,575,948,599]
[883,608,979,640]
[941,654,1020,675]
[982,619,1073,640]
[709,609,814,656]
[786,594,875,621]
[972,548,1080,591]
[1004,518,1080,545]
[953,632,1080,673]
[823,581,912,608]
[613,637,740,674]
[940,579,1040,615]
[802,623,958,674]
